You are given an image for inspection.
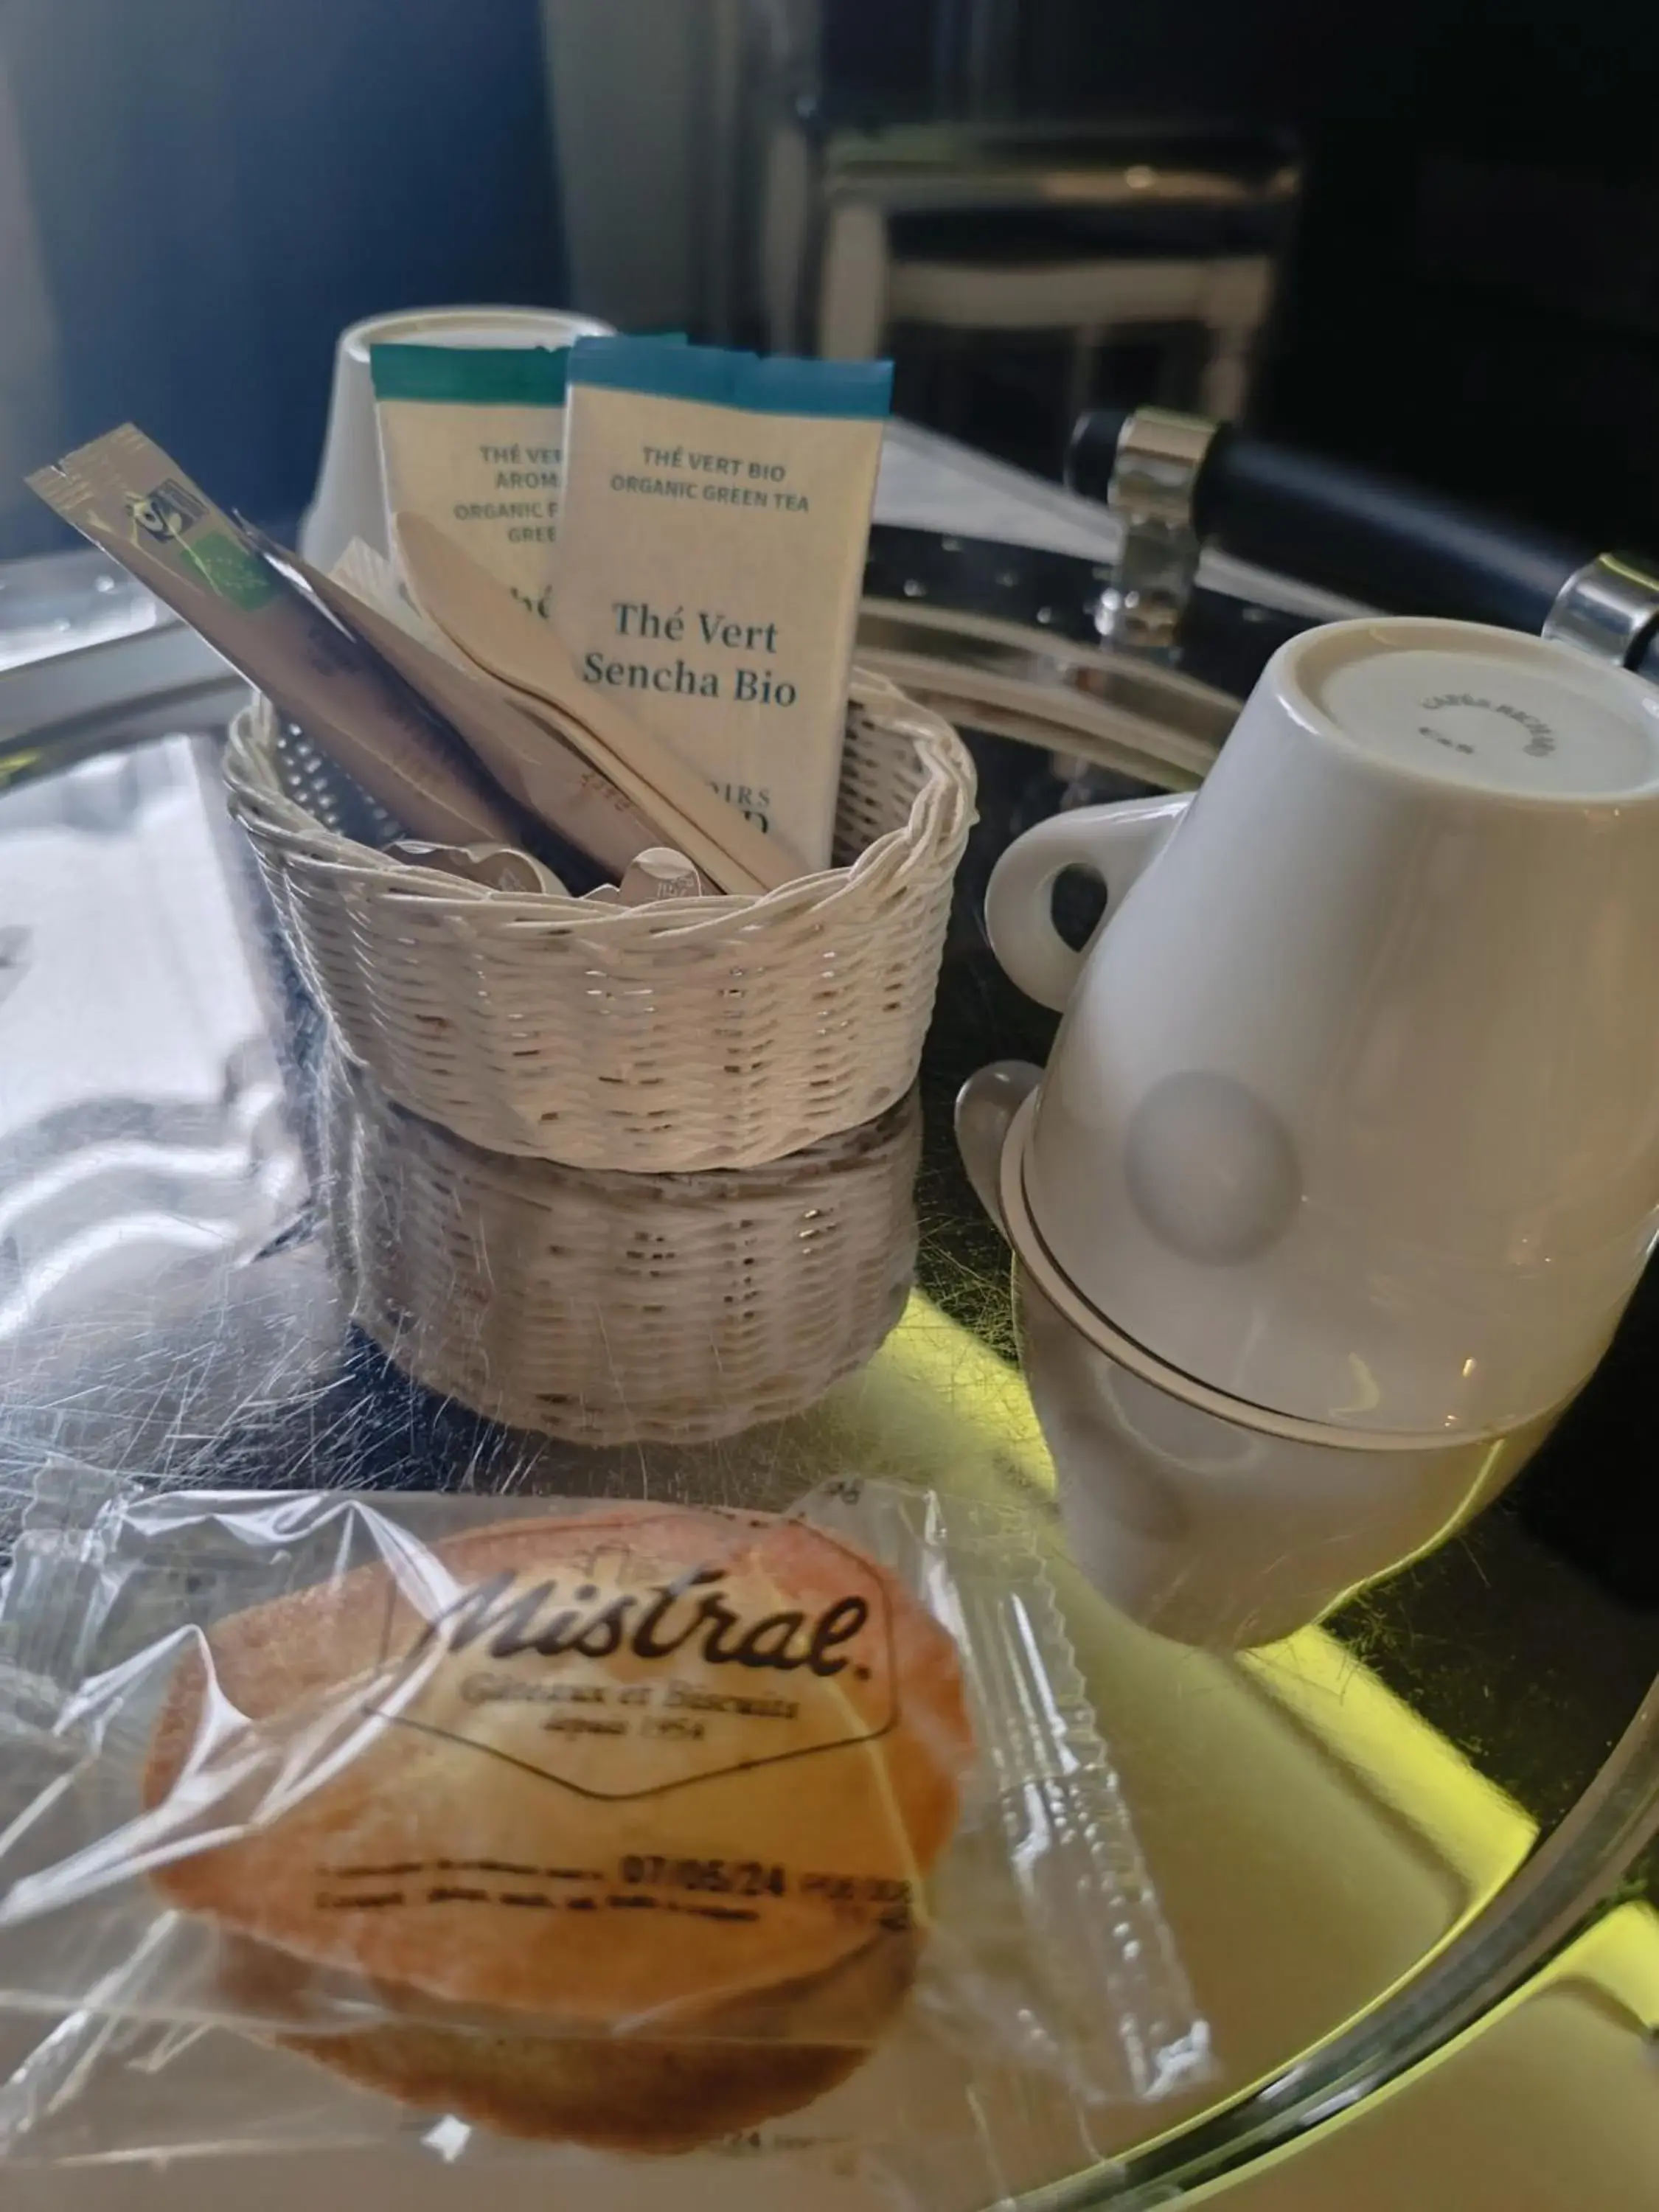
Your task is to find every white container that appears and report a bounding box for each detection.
[986,618,1659,1436]
[301,305,612,573]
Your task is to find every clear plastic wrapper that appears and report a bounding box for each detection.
[0,1466,1208,2197]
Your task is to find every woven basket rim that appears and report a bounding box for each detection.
[223,669,973,938]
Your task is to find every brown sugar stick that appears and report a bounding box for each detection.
[320,536,692,889]
[27,428,521,849]
[396,513,790,892]
[279,545,669,877]
[470,675,768,897]
[396,515,803,892]
[403,614,770,898]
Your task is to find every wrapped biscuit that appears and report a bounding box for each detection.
[147,1506,966,2104]
[0,1474,1206,2177]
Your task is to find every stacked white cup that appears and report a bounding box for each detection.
[965,618,1659,1644]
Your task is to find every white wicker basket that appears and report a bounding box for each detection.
[226,672,974,1171]
[321,1051,920,1444]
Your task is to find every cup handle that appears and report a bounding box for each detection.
[985,793,1193,1010]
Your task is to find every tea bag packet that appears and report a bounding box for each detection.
[370,344,574,622]
[369,336,687,621]
[552,340,893,870]
[27,426,522,849]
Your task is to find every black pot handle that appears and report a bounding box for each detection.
[1068,407,1596,639]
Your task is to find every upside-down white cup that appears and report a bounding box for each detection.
[301,305,612,572]
[986,618,1659,1436]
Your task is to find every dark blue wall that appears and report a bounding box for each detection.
[6,0,566,555]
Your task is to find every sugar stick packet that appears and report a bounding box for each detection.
[550,340,892,869]
[276,535,670,877]
[27,426,522,849]
[396,514,796,894]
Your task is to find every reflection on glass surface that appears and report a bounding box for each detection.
[1170,1903,1659,2211]
[0,645,1653,2205]
[0,731,314,1481]
[0,549,161,674]
[322,1048,920,1445]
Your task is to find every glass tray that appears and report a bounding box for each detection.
[0,522,1653,2208]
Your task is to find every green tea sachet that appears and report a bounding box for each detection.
[550,341,893,871]
[370,343,576,623]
